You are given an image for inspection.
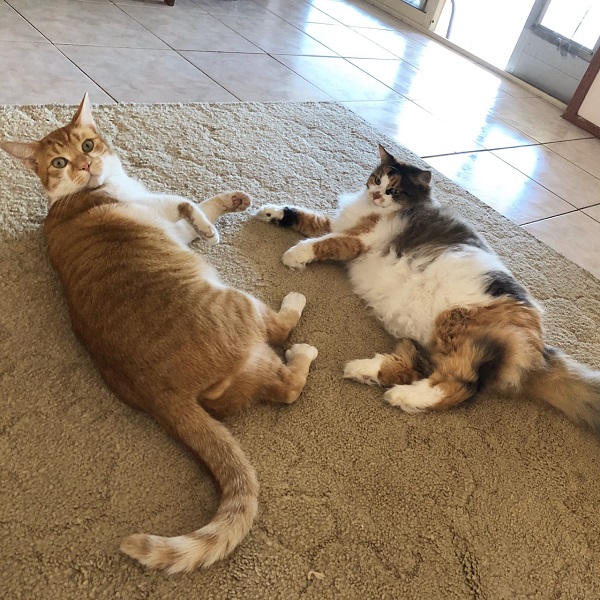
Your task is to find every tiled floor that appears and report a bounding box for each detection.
[1,0,599,279]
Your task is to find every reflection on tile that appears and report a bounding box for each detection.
[0,2,47,42]
[309,0,400,29]
[7,0,168,48]
[120,7,261,52]
[426,151,575,225]
[493,145,600,209]
[302,23,397,58]
[347,58,420,97]
[276,56,402,101]
[546,138,600,180]
[191,0,272,16]
[488,97,593,143]
[343,100,483,157]
[252,0,340,25]
[58,46,236,103]
[523,212,600,279]
[0,41,114,105]
[583,204,600,223]
[352,27,434,67]
[215,14,337,55]
[181,52,332,101]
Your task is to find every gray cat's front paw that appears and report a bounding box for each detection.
[255,204,285,223]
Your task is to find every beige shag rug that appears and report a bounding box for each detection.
[1,101,600,600]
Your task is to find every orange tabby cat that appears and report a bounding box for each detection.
[1,94,319,573]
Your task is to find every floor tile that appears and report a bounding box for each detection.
[215,14,338,56]
[583,204,600,223]
[0,41,115,105]
[487,96,594,144]
[523,212,600,279]
[492,145,600,209]
[308,0,400,29]
[0,1,47,42]
[276,56,404,101]
[252,0,340,25]
[546,138,600,180]
[301,23,398,58]
[426,151,575,225]
[6,0,168,48]
[343,99,483,157]
[58,45,236,103]
[181,52,332,101]
[191,0,273,17]
[120,7,261,52]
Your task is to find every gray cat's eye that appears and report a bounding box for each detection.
[82,139,94,153]
[51,157,67,169]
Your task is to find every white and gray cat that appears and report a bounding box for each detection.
[256,144,600,432]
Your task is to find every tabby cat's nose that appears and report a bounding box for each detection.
[372,191,381,199]
[74,156,92,171]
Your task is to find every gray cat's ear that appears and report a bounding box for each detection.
[378,144,394,164]
[416,170,432,186]
[0,141,39,171]
[71,92,96,130]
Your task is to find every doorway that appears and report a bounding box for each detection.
[435,0,600,103]
[370,0,600,104]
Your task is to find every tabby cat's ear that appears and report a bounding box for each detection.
[0,141,39,171]
[378,144,395,164]
[71,92,96,130]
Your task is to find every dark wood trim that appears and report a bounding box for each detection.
[562,50,600,138]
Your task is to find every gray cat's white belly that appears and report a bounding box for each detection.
[347,246,505,344]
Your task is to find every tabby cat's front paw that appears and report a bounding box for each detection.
[255,204,285,223]
[222,191,251,213]
[282,240,314,269]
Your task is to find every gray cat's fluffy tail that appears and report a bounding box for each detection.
[120,398,258,574]
[523,347,600,434]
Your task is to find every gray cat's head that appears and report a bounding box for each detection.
[366,145,432,209]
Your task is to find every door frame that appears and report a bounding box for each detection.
[563,50,600,138]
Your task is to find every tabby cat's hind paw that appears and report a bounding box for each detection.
[254,204,285,223]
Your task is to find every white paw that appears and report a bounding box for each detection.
[199,224,219,246]
[255,204,285,222]
[383,379,443,413]
[282,241,314,269]
[281,292,306,316]
[343,356,384,386]
[286,343,318,363]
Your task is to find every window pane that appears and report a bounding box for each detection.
[402,0,428,10]
[540,0,600,50]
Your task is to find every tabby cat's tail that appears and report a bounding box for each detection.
[120,398,259,574]
[523,347,600,434]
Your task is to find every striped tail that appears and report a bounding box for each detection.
[120,398,259,574]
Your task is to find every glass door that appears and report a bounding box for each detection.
[507,0,600,102]
[371,0,447,30]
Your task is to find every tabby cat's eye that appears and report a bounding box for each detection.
[374,176,381,185]
[82,139,94,153]
[51,157,67,169]
[386,188,400,196]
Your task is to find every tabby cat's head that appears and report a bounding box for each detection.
[367,145,432,209]
[1,93,121,203]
